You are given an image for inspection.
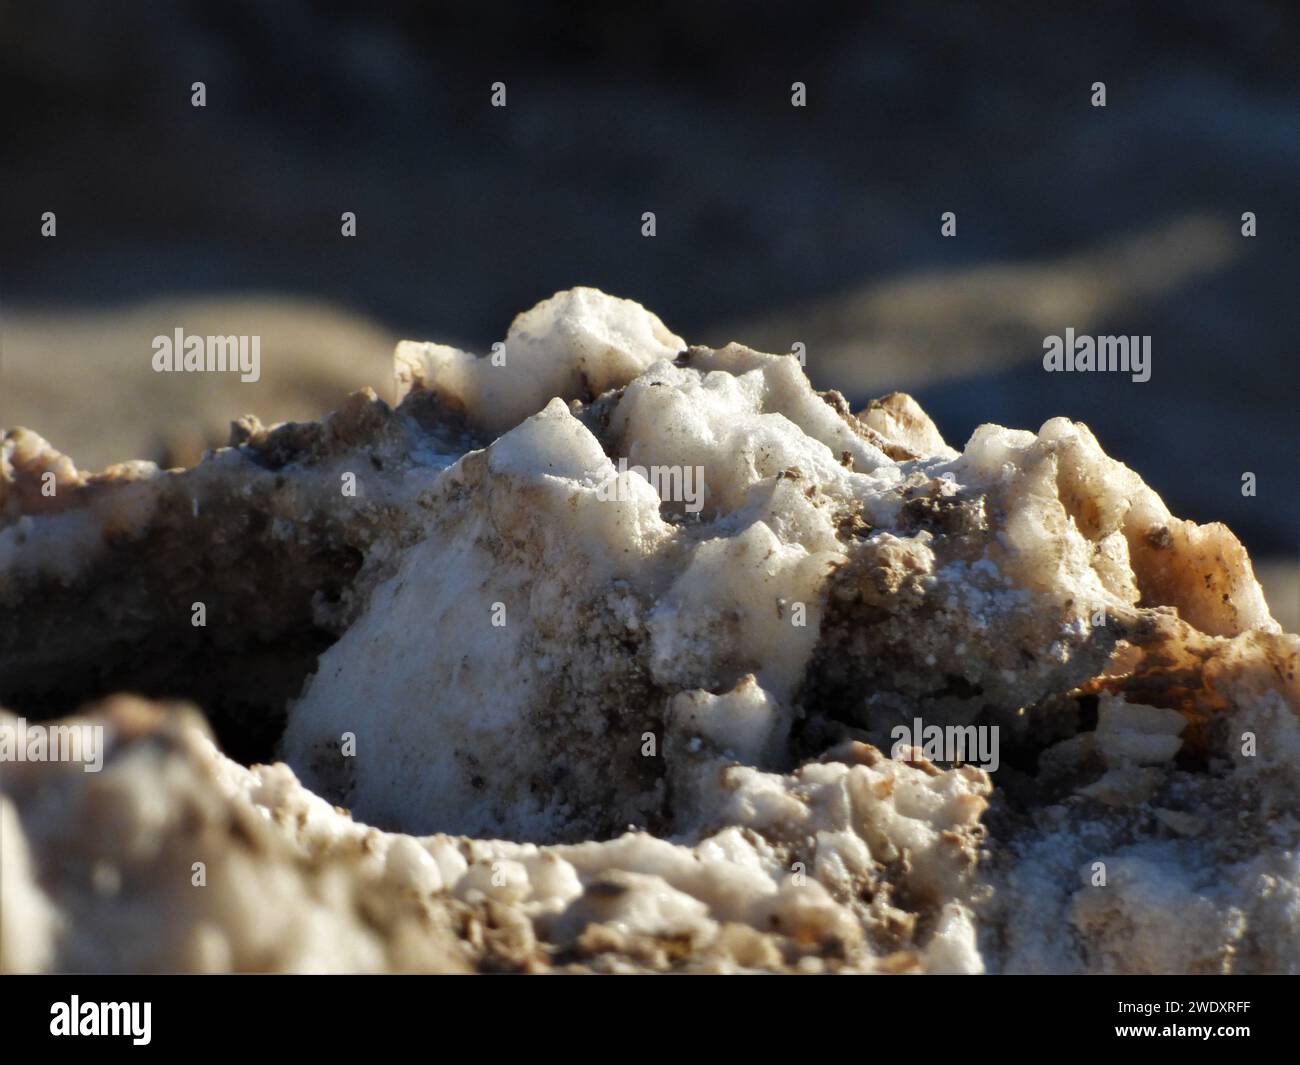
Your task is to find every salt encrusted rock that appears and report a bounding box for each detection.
[0,699,469,973]
[1,288,1296,973]
[0,388,471,760]
[394,287,687,436]
[0,699,985,973]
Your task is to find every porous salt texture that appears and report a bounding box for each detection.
[1,699,986,973]
[394,287,686,436]
[283,288,1283,843]
[1,288,1297,973]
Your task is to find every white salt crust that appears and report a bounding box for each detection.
[2,289,1297,973]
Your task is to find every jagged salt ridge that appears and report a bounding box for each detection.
[2,289,1297,973]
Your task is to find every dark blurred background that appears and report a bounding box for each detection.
[1,1,1296,620]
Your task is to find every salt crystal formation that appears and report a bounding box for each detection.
[1,288,1297,974]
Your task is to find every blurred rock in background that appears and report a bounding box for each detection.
[2,299,396,469]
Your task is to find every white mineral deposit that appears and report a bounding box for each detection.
[2,290,1296,974]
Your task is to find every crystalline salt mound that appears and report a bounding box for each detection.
[1,288,1296,974]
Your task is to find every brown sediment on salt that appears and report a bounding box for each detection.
[0,390,471,761]
[1,288,1296,974]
